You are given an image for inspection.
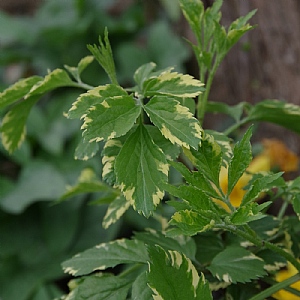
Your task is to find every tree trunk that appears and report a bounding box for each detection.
[204,0,300,153]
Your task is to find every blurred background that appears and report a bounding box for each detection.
[0,0,299,299]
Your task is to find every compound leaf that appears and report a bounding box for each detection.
[207,246,267,283]
[144,96,202,149]
[148,245,212,300]
[115,124,169,217]
[82,94,140,142]
[62,239,148,276]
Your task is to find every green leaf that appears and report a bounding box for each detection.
[179,0,204,39]
[115,124,169,217]
[135,230,196,260]
[82,94,141,142]
[241,172,283,206]
[226,10,257,51]
[68,84,128,119]
[133,62,157,92]
[0,76,42,110]
[0,95,39,153]
[26,69,74,97]
[65,55,94,81]
[168,161,221,199]
[65,274,132,300]
[188,133,222,186]
[164,184,218,214]
[62,239,148,276]
[148,245,212,300]
[131,271,153,300]
[74,138,99,160]
[194,233,224,265]
[143,70,204,98]
[206,101,245,122]
[230,202,270,225]
[144,96,202,149]
[59,168,115,202]
[102,195,130,229]
[247,99,300,134]
[87,28,118,85]
[169,210,216,236]
[227,126,253,195]
[207,246,267,283]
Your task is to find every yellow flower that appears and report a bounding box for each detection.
[272,262,300,300]
[218,139,299,208]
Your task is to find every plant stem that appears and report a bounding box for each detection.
[248,273,300,300]
[197,56,223,124]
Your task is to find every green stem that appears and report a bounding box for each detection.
[197,58,220,124]
[248,273,300,300]
[223,117,250,136]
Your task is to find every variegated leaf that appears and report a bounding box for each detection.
[60,168,115,201]
[227,126,253,196]
[68,84,128,119]
[207,246,266,283]
[26,69,75,97]
[102,195,130,229]
[82,94,141,142]
[148,245,212,300]
[188,132,223,186]
[169,209,216,236]
[62,238,148,276]
[143,70,204,98]
[74,138,99,160]
[0,95,39,153]
[132,271,153,300]
[102,138,124,185]
[64,55,94,81]
[134,62,157,92]
[115,124,169,217]
[64,273,132,300]
[144,96,202,149]
[0,76,42,110]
